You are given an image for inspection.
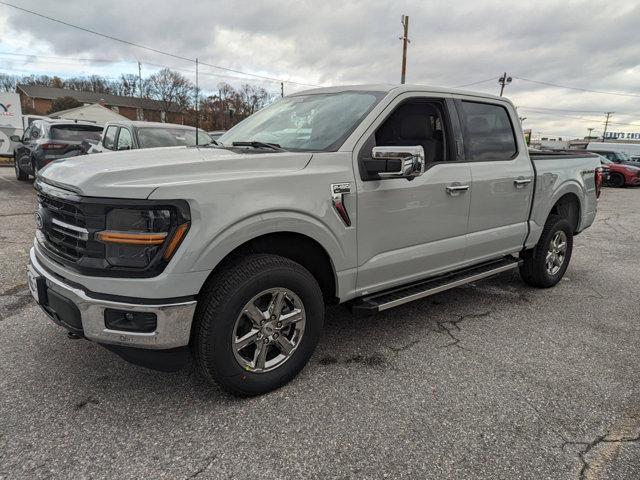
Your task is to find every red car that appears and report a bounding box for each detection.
[596,155,640,188]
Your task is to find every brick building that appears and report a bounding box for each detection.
[16,84,184,124]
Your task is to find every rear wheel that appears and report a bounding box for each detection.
[519,214,573,288]
[192,254,324,396]
[608,172,625,188]
[14,158,28,181]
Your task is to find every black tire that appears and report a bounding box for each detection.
[519,214,573,288]
[14,158,28,181]
[608,172,625,188]
[192,254,324,396]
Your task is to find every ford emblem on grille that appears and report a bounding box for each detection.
[34,211,44,230]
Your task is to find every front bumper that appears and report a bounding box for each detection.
[28,247,197,350]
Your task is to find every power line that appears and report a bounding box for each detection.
[0,51,285,86]
[517,105,612,114]
[513,75,640,99]
[453,77,496,88]
[520,108,640,127]
[0,1,321,88]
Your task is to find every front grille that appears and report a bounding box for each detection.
[38,191,88,261]
[39,193,86,227]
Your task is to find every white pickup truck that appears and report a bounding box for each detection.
[28,85,601,395]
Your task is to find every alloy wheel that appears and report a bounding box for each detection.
[545,230,567,276]
[232,288,306,373]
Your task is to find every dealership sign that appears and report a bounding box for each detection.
[604,131,640,140]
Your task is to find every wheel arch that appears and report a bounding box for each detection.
[548,192,581,233]
[197,230,340,306]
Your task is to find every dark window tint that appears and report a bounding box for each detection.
[102,126,118,149]
[374,101,448,163]
[459,101,517,161]
[50,125,102,142]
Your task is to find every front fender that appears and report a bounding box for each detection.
[188,210,351,274]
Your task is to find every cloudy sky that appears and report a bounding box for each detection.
[1,0,639,139]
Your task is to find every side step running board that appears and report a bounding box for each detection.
[349,256,521,315]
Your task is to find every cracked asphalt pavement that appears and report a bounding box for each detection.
[1,168,639,479]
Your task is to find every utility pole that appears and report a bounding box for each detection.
[587,127,594,139]
[498,72,512,96]
[400,15,410,84]
[138,61,143,97]
[195,58,199,145]
[602,112,614,142]
[281,82,284,98]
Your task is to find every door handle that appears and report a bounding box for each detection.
[445,184,470,196]
[514,177,532,187]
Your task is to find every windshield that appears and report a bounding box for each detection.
[137,127,212,148]
[218,91,385,151]
[617,151,632,161]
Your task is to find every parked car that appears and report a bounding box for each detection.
[208,130,226,141]
[28,84,600,396]
[11,119,103,181]
[586,145,640,168]
[598,155,640,187]
[90,121,212,153]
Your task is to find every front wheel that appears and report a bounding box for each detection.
[519,214,573,288]
[192,254,324,396]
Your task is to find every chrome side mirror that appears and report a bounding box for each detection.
[367,146,425,179]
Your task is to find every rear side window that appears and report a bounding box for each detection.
[102,126,118,150]
[50,125,103,142]
[459,101,517,161]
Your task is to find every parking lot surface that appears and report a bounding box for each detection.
[0,168,638,479]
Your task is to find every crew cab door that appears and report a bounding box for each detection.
[453,97,533,263]
[353,93,472,294]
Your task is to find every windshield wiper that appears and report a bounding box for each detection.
[231,141,284,151]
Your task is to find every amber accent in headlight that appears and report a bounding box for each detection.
[96,231,168,245]
[163,222,190,260]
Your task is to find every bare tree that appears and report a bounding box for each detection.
[147,68,193,114]
[115,74,140,97]
[0,73,17,92]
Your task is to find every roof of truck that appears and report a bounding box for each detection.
[292,84,506,101]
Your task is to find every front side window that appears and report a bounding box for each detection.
[218,91,385,152]
[102,126,118,150]
[459,101,517,161]
[117,128,133,150]
[374,101,448,163]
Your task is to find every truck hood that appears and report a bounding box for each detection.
[38,146,313,199]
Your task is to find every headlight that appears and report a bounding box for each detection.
[96,208,189,268]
